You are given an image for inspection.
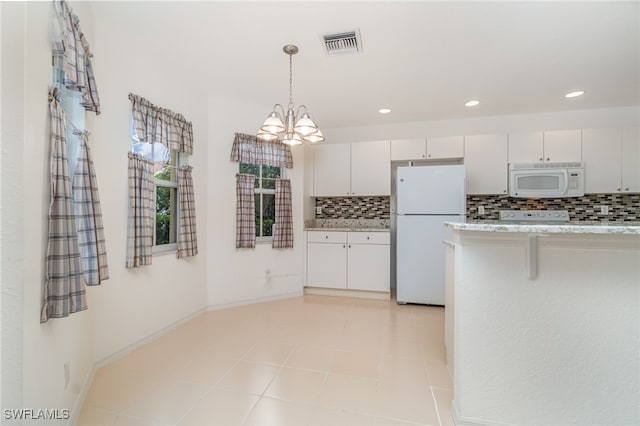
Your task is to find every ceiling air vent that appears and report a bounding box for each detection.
[322,30,362,56]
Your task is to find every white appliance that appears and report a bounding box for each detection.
[396,165,465,305]
[509,162,584,198]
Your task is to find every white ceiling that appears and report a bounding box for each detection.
[92,1,640,129]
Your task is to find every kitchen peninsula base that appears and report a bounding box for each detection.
[445,223,640,426]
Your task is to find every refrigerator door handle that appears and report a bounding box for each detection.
[459,175,467,219]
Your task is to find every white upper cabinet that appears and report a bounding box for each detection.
[351,141,391,196]
[313,144,351,196]
[313,141,390,196]
[391,138,426,161]
[582,128,622,193]
[464,134,508,195]
[509,130,582,163]
[390,136,464,161]
[622,127,640,192]
[508,132,544,163]
[427,136,464,159]
[543,129,582,162]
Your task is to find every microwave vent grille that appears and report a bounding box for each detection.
[510,162,583,170]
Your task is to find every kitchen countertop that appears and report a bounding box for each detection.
[305,227,390,232]
[445,221,640,235]
[304,218,390,232]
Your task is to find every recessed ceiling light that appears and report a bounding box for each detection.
[378,108,392,114]
[565,90,585,98]
[465,100,480,107]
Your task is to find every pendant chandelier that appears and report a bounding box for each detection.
[257,45,324,145]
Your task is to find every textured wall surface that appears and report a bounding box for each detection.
[467,193,639,221]
[452,232,640,425]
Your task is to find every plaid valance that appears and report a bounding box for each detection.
[52,0,100,114]
[130,93,194,154]
[231,133,293,169]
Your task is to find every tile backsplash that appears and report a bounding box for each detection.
[315,193,638,222]
[315,196,390,219]
[467,193,639,222]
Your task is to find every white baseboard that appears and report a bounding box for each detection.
[304,286,391,300]
[68,307,206,425]
[451,401,516,426]
[206,290,303,312]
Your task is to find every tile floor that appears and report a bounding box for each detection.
[78,295,453,426]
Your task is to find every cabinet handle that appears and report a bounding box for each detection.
[503,190,507,193]
[428,154,431,158]
[422,154,426,158]
[546,158,550,161]
[343,245,346,248]
[325,236,328,239]
[366,236,370,240]
[348,245,351,248]
[625,187,629,191]
[539,158,543,162]
[618,188,622,191]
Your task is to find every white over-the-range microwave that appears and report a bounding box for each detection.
[508,162,585,198]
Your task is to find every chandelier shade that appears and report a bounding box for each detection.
[257,45,325,144]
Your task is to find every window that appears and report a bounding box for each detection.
[239,163,285,242]
[132,135,184,252]
[52,68,85,176]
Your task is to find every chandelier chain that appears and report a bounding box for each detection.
[288,52,293,109]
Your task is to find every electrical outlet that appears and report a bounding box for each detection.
[600,205,609,215]
[478,206,486,215]
[315,206,322,215]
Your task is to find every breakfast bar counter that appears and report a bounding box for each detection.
[443,221,640,425]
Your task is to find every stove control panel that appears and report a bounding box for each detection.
[499,210,570,222]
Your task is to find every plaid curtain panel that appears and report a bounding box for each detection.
[177,166,198,258]
[52,0,100,114]
[73,131,109,285]
[230,133,293,169]
[130,93,193,154]
[236,174,256,248]
[42,87,87,323]
[126,152,155,268]
[273,179,294,249]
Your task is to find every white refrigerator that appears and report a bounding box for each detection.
[396,165,465,305]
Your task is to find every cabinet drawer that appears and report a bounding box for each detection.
[348,232,390,245]
[307,231,348,244]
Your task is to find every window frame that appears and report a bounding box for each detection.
[239,163,286,244]
[131,135,187,254]
[52,68,85,178]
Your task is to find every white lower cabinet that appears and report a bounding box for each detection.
[307,242,347,289]
[306,231,390,293]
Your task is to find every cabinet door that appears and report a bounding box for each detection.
[464,134,508,195]
[582,128,622,193]
[391,138,426,161]
[347,243,390,292]
[350,140,391,196]
[427,136,464,159]
[543,130,582,162]
[622,127,640,192]
[307,243,347,289]
[508,132,544,163]
[313,144,351,196]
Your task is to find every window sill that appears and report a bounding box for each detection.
[255,238,274,245]
[153,243,177,256]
